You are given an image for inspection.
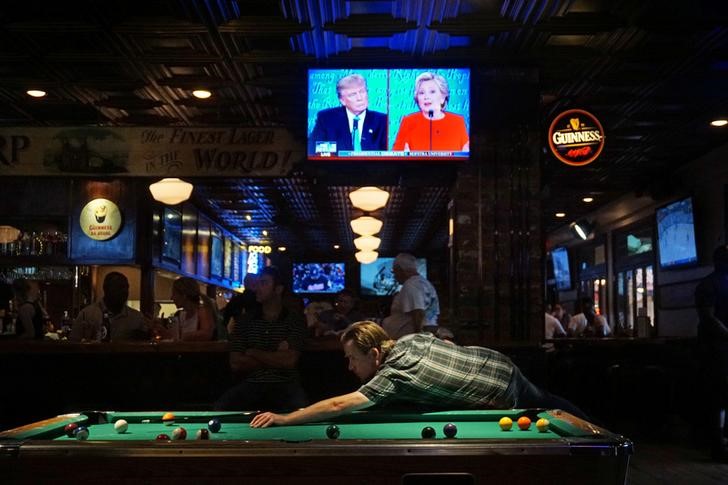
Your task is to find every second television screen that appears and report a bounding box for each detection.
[308,68,470,160]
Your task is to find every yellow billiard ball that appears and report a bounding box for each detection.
[162,412,176,426]
[498,417,513,431]
[536,418,550,432]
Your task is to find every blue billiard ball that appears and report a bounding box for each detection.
[74,426,89,441]
[326,424,340,439]
[208,418,221,433]
[443,423,458,438]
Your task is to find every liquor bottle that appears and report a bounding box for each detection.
[61,310,72,338]
[4,300,16,335]
[99,311,112,342]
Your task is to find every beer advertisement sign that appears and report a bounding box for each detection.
[80,198,122,240]
[548,109,605,166]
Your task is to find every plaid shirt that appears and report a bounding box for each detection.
[359,333,516,409]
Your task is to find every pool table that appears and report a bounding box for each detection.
[0,409,632,484]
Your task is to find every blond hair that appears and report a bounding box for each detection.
[340,321,395,359]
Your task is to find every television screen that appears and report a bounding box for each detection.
[210,228,223,277]
[551,247,572,291]
[292,262,346,294]
[307,68,470,160]
[223,237,232,280]
[360,257,427,296]
[161,207,181,265]
[657,197,698,269]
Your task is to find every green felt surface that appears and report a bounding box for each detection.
[7,410,587,442]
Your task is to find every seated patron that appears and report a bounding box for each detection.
[568,297,611,337]
[11,278,44,340]
[71,272,148,342]
[551,304,571,329]
[157,277,216,341]
[316,288,366,335]
[251,321,587,428]
[392,71,469,152]
[544,312,566,339]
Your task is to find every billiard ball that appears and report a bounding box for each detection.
[443,423,458,438]
[162,412,175,426]
[113,419,128,434]
[498,417,513,431]
[156,433,171,441]
[517,416,531,431]
[421,426,436,439]
[195,428,210,440]
[208,418,222,433]
[536,418,550,433]
[325,424,340,439]
[64,423,79,438]
[74,426,89,441]
[172,427,187,440]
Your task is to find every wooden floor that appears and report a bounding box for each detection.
[610,418,728,485]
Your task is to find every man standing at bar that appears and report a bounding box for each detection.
[215,266,307,412]
[695,244,728,461]
[309,73,387,155]
[382,253,440,339]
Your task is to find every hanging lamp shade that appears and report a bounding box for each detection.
[349,186,389,212]
[149,178,193,205]
[350,216,383,236]
[355,250,378,264]
[0,225,21,244]
[354,235,381,251]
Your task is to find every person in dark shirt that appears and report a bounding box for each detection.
[214,266,307,412]
[222,273,261,336]
[695,245,728,461]
[316,288,366,335]
[300,266,330,293]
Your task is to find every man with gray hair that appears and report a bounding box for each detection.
[309,73,388,155]
[382,253,440,339]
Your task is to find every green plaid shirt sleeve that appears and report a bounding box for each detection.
[358,334,515,409]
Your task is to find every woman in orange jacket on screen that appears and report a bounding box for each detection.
[392,72,470,152]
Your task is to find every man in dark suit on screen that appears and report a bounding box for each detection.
[309,73,387,155]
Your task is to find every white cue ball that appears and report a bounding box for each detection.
[114,419,128,433]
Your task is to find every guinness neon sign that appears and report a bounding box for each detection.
[548,109,605,167]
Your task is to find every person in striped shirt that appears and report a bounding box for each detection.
[251,321,586,427]
[215,266,308,412]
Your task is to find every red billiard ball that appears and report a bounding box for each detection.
[195,429,210,440]
[64,423,79,438]
[156,433,171,441]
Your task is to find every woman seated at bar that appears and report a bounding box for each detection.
[156,276,216,341]
[392,71,470,153]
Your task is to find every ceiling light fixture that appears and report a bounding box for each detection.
[354,235,381,251]
[245,214,252,221]
[262,230,268,236]
[26,89,47,98]
[710,119,728,127]
[333,244,340,249]
[570,219,595,240]
[355,250,378,264]
[555,212,566,218]
[350,216,383,236]
[149,178,193,205]
[192,89,212,99]
[582,197,594,203]
[349,186,389,212]
[0,225,21,244]
[278,246,286,252]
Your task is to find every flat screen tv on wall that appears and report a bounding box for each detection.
[656,197,698,269]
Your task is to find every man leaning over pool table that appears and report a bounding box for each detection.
[250,321,587,427]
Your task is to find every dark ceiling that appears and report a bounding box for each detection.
[2,0,728,257]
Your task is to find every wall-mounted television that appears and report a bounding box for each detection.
[161,207,181,265]
[360,257,427,296]
[551,247,572,291]
[307,68,470,160]
[292,262,346,294]
[656,197,698,269]
[210,228,223,277]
